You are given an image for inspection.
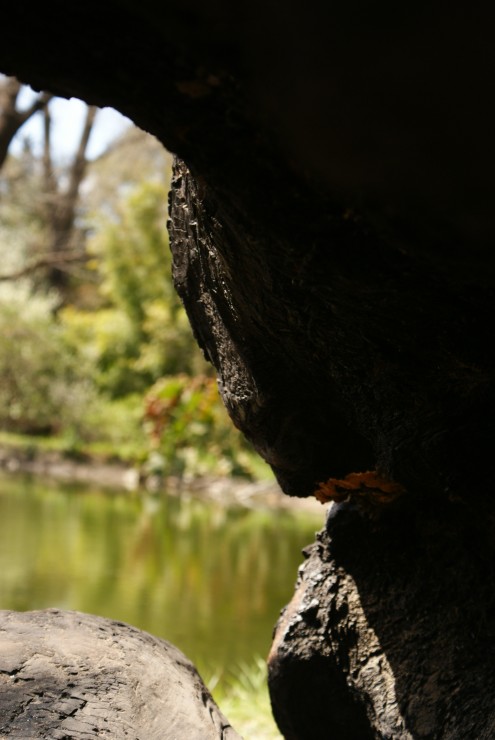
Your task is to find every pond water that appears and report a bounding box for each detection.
[0,472,324,687]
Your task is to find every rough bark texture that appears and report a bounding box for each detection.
[1,4,495,739]
[168,155,495,501]
[0,609,239,740]
[0,3,494,500]
[169,157,376,496]
[268,500,495,739]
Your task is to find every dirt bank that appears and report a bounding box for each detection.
[0,444,327,515]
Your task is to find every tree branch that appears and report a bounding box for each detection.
[44,104,98,294]
[0,250,87,282]
[0,76,52,170]
[67,104,97,202]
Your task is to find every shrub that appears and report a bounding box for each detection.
[143,374,262,479]
[0,283,97,436]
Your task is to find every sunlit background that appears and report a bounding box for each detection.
[10,85,131,161]
[0,78,326,738]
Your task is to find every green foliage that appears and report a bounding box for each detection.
[62,180,208,399]
[0,283,97,436]
[143,374,262,479]
[0,123,268,481]
[61,307,143,396]
[208,657,281,739]
[0,147,46,274]
[90,182,172,325]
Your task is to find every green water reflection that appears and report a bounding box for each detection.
[0,473,323,682]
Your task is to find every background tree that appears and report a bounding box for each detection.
[0,76,97,300]
[0,90,265,480]
[41,101,97,297]
[0,76,51,171]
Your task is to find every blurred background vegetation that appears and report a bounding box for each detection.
[0,77,324,738]
[0,77,269,483]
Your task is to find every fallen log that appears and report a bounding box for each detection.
[0,609,239,740]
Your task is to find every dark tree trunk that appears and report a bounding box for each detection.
[268,499,495,739]
[1,4,495,738]
[168,156,495,503]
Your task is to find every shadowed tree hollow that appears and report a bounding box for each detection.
[1,3,495,738]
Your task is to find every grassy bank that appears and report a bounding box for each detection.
[208,657,281,739]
